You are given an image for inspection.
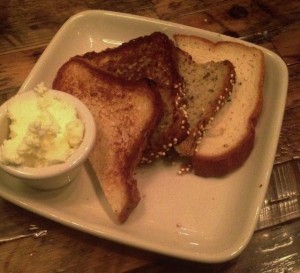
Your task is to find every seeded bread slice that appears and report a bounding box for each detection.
[174,48,235,156]
[76,32,189,163]
[174,35,264,177]
[53,58,163,223]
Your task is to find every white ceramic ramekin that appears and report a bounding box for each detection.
[0,89,96,190]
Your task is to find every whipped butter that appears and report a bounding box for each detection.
[0,83,84,167]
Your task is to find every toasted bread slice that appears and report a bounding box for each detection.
[53,58,163,223]
[174,48,235,156]
[76,32,188,163]
[174,35,264,177]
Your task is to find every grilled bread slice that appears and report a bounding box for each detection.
[76,32,188,163]
[174,48,236,156]
[53,58,163,223]
[174,35,264,177]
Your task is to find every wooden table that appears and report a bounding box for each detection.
[1,1,300,272]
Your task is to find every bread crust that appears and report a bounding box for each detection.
[175,34,265,177]
[192,126,255,177]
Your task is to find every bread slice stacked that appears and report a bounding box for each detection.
[174,35,264,177]
[77,33,235,165]
[174,48,236,156]
[52,31,264,223]
[53,58,163,223]
[76,32,189,164]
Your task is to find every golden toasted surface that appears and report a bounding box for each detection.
[77,32,189,163]
[53,58,163,222]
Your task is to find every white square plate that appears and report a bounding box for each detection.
[0,10,288,263]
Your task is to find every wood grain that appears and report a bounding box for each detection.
[271,23,300,65]
[154,0,300,44]
[275,61,300,163]
[0,0,158,54]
